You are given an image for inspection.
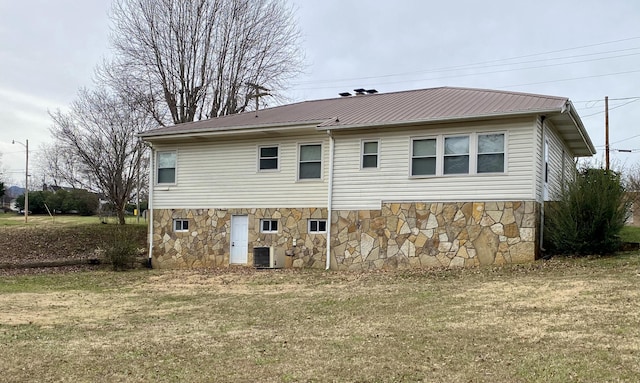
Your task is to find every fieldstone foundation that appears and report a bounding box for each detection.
[330,201,539,270]
[151,201,539,270]
[152,208,327,269]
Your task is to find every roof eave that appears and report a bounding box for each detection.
[315,108,564,131]
[138,120,324,141]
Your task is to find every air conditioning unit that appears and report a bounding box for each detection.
[253,246,285,269]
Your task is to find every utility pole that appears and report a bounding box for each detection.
[246,82,270,117]
[605,96,610,171]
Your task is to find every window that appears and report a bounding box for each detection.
[362,140,379,169]
[173,219,189,232]
[477,133,505,173]
[308,219,327,233]
[157,151,176,184]
[443,136,469,174]
[411,138,436,176]
[259,146,278,171]
[260,219,278,233]
[299,144,322,179]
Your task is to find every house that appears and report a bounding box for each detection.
[139,87,596,270]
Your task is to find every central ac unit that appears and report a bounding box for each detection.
[253,246,285,269]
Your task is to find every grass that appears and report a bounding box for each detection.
[0,211,147,226]
[620,226,640,243]
[1,255,640,382]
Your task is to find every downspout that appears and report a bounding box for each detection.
[326,130,335,270]
[539,116,546,254]
[147,145,154,268]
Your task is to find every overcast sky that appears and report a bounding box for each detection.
[1,0,639,186]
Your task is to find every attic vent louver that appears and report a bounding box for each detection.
[354,88,366,95]
[339,92,351,97]
[366,89,378,94]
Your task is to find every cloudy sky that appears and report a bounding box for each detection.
[1,0,639,186]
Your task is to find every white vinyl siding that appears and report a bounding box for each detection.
[543,121,575,201]
[152,132,328,209]
[332,118,537,210]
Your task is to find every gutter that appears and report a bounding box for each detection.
[147,145,154,268]
[326,130,335,270]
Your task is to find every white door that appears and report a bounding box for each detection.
[230,215,248,264]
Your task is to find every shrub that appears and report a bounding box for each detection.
[104,228,140,271]
[544,168,630,255]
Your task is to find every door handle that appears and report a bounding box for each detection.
[232,242,235,247]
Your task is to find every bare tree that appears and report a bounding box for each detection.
[47,87,152,224]
[104,0,303,126]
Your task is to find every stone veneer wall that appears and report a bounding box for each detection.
[330,201,539,270]
[152,208,327,269]
[151,201,539,270]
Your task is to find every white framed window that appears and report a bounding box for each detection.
[157,151,177,184]
[258,145,279,171]
[477,133,505,173]
[411,138,437,176]
[410,132,506,177]
[443,135,470,175]
[299,144,322,180]
[361,140,379,169]
[173,219,189,232]
[308,219,327,233]
[260,219,278,233]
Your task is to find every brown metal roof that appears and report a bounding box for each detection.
[140,86,595,156]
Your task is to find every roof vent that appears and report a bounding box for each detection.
[339,89,378,97]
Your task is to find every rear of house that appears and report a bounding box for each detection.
[140,87,595,270]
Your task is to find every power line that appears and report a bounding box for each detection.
[580,98,640,118]
[291,36,640,88]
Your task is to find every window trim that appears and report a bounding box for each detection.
[156,150,177,185]
[476,132,506,174]
[410,136,438,177]
[443,134,471,175]
[409,131,507,178]
[260,219,279,233]
[308,219,327,233]
[361,139,380,170]
[297,142,323,181]
[173,219,189,232]
[257,145,280,172]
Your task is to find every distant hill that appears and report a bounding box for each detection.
[6,186,25,198]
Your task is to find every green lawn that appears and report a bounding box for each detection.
[0,212,147,226]
[1,255,639,382]
[620,226,640,243]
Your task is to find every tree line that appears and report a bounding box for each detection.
[38,0,302,224]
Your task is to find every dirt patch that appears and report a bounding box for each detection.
[0,225,147,271]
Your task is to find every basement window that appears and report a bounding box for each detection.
[308,219,327,233]
[260,219,278,233]
[173,219,189,232]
